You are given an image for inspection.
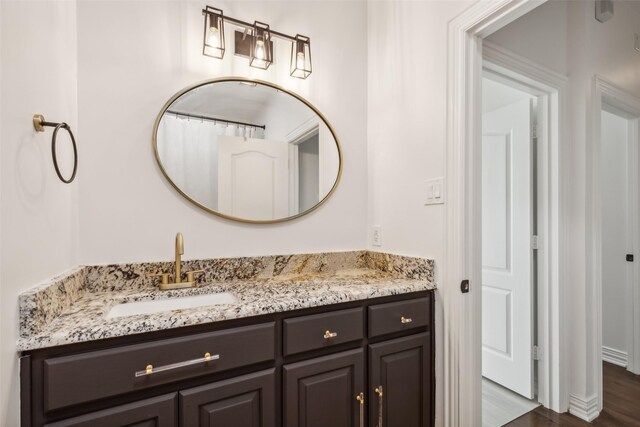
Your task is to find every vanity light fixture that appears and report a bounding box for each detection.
[201,5,312,79]
[202,6,225,59]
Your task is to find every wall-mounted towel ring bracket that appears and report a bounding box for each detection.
[33,114,78,184]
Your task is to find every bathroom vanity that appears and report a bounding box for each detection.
[18,251,436,427]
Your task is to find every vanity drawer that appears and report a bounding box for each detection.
[283,308,363,356]
[368,297,430,337]
[43,322,275,411]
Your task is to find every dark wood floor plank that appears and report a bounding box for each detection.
[505,363,640,427]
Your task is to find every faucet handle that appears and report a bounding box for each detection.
[186,269,205,284]
[146,272,171,285]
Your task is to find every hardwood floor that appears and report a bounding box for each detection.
[505,362,640,426]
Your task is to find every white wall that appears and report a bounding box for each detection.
[0,1,79,425]
[487,0,640,408]
[0,1,366,423]
[76,0,368,264]
[601,110,629,355]
[366,2,474,426]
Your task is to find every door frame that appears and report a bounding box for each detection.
[445,1,570,424]
[588,76,640,411]
[286,119,319,216]
[482,41,568,409]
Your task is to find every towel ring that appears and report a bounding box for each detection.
[33,114,78,184]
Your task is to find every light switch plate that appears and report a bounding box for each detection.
[425,178,445,205]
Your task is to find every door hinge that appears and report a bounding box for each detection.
[533,345,542,361]
[532,123,539,139]
[531,235,540,250]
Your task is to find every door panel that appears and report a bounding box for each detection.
[44,394,176,427]
[179,369,276,427]
[369,333,431,427]
[482,97,534,398]
[218,136,289,220]
[284,349,364,427]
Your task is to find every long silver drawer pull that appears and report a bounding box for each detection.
[135,352,219,377]
[401,316,413,324]
[356,392,365,427]
[375,385,384,427]
[324,330,338,339]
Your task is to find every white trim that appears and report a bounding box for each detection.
[589,76,640,411]
[445,1,566,424]
[482,41,567,412]
[285,117,319,145]
[602,346,628,368]
[568,394,599,422]
[288,144,299,216]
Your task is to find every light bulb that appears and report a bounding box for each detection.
[208,27,219,48]
[255,39,265,60]
[296,52,305,70]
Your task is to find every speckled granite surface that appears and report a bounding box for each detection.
[18,251,435,351]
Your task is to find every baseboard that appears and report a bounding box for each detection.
[568,394,599,422]
[602,346,628,367]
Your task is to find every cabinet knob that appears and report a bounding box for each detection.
[401,316,413,324]
[323,330,338,339]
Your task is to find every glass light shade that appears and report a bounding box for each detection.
[203,7,225,59]
[290,35,312,79]
[250,21,273,70]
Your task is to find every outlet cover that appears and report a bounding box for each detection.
[372,225,382,247]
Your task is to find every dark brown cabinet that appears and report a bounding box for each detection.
[180,369,276,427]
[284,349,364,427]
[43,394,176,427]
[369,333,432,427]
[22,291,434,427]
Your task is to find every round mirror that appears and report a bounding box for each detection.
[153,78,342,223]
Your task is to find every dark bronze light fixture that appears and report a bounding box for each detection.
[290,35,311,79]
[202,6,225,59]
[200,5,312,79]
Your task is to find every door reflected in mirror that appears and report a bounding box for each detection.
[154,78,342,223]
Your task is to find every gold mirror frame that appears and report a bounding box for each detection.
[152,77,343,224]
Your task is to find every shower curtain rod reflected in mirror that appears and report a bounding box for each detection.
[165,109,266,130]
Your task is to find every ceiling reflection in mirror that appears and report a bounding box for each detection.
[154,79,342,223]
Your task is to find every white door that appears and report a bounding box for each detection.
[218,136,289,221]
[482,98,534,399]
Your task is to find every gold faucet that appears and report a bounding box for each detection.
[147,232,204,290]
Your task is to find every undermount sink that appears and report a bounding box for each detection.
[105,292,237,319]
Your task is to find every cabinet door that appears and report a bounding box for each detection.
[369,333,431,427]
[179,368,276,427]
[44,393,176,427]
[284,349,364,427]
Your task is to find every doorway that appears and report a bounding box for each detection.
[591,78,640,412]
[444,7,569,417]
[600,106,637,372]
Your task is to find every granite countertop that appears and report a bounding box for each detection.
[18,251,436,352]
